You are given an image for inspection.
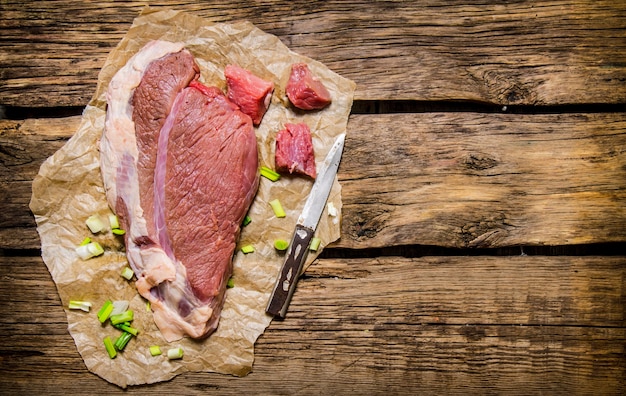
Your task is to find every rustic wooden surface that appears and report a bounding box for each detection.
[1,255,625,394]
[1,1,625,394]
[2,1,626,107]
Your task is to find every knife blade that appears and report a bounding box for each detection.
[266,133,346,318]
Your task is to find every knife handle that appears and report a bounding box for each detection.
[266,224,314,318]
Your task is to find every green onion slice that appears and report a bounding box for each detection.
[241,245,255,254]
[120,267,134,280]
[86,215,105,234]
[68,300,92,312]
[110,300,129,316]
[103,336,117,359]
[110,310,134,326]
[309,237,322,252]
[75,241,104,260]
[114,331,134,351]
[79,237,91,246]
[274,239,289,251]
[108,214,120,229]
[269,199,286,218]
[327,202,338,217]
[111,228,126,236]
[242,215,252,227]
[227,278,235,288]
[97,300,114,323]
[260,166,281,182]
[150,345,162,356]
[114,323,139,336]
[167,347,184,360]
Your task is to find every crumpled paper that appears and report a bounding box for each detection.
[29,7,355,388]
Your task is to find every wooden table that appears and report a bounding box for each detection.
[1,1,625,394]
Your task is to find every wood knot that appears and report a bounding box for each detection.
[459,212,510,248]
[497,78,537,105]
[467,67,538,105]
[347,207,391,241]
[460,325,486,342]
[463,153,498,171]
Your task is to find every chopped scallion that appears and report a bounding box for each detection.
[111,228,126,236]
[75,241,104,260]
[309,237,322,252]
[108,214,120,230]
[114,323,138,336]
[110,310,134,326]
[260,166,281,182]
[146,301,151,312]
[114,331,134,351]
[274,239,289,251]
[97,300,114,323]
[120,267,134,280]
[227,278,235,288]
[86,215,105,234]
[149,345,162,356]
[167,347,184,360]
[68,300,92,312]
[242,215,252,227]
[327,202,338,217]
[79,237,91,246]
[269,199,286,218]
[241,244,255,254]
[103,336,117,359]
[110,300,129,316]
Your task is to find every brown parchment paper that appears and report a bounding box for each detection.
[29,7,355,388]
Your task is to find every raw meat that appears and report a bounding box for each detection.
[285,63,332,110]
[275,123,316,179]
[132,43,200,241]
[224,64,274,125]
[100,40,259,341]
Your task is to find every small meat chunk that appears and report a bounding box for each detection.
[225,64,274,125]
[275,123,316,179]
[286,63,332,110]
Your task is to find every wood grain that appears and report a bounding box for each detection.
[340,112,626,248]
[0,118,72,249]
[1,0,625,107]
[1,255,624,394]
[2,112,624,250]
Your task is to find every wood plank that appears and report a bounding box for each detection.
[0,117,73,249]
[339,112,626,248]
[1,0,625,107]
[2,112,625,249]
[1,255,624,393]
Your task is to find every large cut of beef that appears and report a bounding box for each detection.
[100,40,260,341]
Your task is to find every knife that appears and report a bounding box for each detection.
[266,133,346,318]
